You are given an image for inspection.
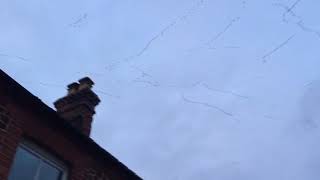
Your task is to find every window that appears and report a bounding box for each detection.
[8,141,67,180]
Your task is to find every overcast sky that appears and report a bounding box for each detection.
[1,0,320,179]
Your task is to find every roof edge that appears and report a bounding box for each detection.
[0,69,142,179]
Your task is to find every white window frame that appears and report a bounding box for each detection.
[14,140,68,180]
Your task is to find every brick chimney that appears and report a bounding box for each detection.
[54,77,100,136]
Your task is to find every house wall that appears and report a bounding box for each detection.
[0,90,133,180]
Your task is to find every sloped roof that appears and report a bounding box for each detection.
[0,69,141,180]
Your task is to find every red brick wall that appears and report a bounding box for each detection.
[0,92,132,180]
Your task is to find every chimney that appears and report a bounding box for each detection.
[54,77,100,136]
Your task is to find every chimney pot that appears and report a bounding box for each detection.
[67,82,79,95]
[78,77,94,90]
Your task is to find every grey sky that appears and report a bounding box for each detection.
[1,0,320,179]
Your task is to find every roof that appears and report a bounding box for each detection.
[0,69,142,179]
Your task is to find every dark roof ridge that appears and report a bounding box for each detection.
[0,69,141,179]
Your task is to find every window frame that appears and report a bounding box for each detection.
[11,140,68,180]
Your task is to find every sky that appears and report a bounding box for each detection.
[1,0,320,179]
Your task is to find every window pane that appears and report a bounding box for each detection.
[8,147,41,180]
[37,161,62,180]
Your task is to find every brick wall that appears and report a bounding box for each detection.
[0,91,135,180]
